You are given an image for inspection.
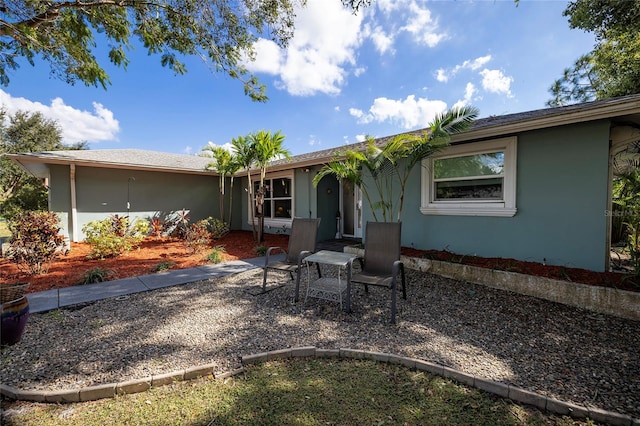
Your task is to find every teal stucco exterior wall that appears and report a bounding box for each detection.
[384,121,611,272]
[50,165,219,241]
[49,164,72,238]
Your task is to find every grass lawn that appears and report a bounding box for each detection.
[2,358,594,426]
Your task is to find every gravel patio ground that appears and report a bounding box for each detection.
[1,267,639,420]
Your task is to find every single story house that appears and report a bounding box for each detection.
[8,94,640,272]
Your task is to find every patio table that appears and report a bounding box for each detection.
[302,250,358,312]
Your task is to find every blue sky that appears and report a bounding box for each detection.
[1,0,595,156]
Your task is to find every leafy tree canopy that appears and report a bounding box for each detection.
[0,110,86,219]
[563,0,640,37]
[0,0,370,102]
[547,0,640,106]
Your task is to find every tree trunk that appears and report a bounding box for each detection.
[256,185,265,243]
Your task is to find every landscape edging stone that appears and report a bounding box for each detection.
[1,346,636,426]
[343,247,640,321]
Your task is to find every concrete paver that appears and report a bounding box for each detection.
[58,277,148,308]
[26,289,59,313]
[24,257,269,313]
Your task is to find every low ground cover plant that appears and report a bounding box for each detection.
[152,261,176,272]
[207,245,226,264]
[81,267,116,285]
[255,244,267,256]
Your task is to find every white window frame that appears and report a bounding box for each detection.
[250,171,295,228]
[420,137,517,217]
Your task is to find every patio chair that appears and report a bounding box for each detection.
[262,218,321,299]
[351,221,406,324]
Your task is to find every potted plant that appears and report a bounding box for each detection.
[1,283,30,346]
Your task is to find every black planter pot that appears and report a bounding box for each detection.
[1,284,30,346]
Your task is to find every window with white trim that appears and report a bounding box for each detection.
[421,137,517,216]
[253,174,294,223]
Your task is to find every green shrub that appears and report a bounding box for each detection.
[205,217,230,240]
[81,267,116,284]
[7,211,65,275]
[183,219,211,253]
[82,215,149,259]
[207,245,226,264]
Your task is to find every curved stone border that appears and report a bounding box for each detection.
[1,347,637,426]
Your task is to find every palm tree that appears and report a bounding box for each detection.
[248,130,291,242]
[230,135,257,239]
[225,157,242,228]
[202,143,233,224]
[389,105,479,221]
[313,142,384,222]
[314,106,479,222]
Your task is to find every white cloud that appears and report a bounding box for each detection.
[401,1,447,47]
[436,68,448,83]
[480,69,513,95]
[246,0,364,96]
[349,107,366,120]
[368,24,395,54]
[354,95,448,129]
[246,39,283,74]
[376,0,401,15]
[466,55,492,71]
[366,0,447,54]
[355,134,367,142]
[0,90,119,145]
[308,134,321,147]
[353,67,367,77]
[437,55,493,82]
[202,141,234,154]
[452,83,477,109]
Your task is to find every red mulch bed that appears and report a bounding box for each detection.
[1,230,638,294]
[402,247,639,293]
[0,231,288,293]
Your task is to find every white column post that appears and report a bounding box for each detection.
[70,164,78,242]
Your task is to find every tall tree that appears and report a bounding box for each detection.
[563,0,640,37]
[0,110,87,220]
[225,155,242,228]
[548,0,640,106]
[201,143,233,225]
[546,54,600,107]
[231,135,257,240]
[248,130,290,242]
[0,0,370,101]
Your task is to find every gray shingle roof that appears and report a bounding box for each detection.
[14,149,214,173]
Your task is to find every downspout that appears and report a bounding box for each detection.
[70,164,78,242]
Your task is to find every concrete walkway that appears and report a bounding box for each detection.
[26,255,280,314]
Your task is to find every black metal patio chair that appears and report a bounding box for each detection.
[262,218,321,298]
[351,221,406,324]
